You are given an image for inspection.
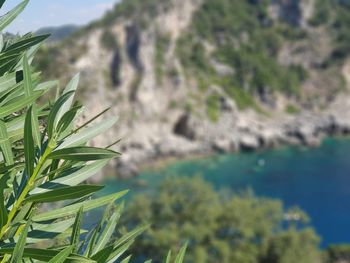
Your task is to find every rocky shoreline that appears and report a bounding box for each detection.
[47,0,350,179]
[45,0,350,180]
[115,95,350,177]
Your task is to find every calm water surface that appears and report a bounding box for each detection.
[98,138,350,247]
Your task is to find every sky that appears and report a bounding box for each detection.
[3,0,120,34]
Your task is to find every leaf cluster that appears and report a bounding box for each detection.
[0,1,186,262]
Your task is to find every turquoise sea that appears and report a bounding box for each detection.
[98,138,350,247]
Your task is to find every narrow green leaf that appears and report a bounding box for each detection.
[0,174,9,229]
[57,116,118,150]
[33,191,128,222]
[121,255,132,263]
[5,34,49,56]
[0,163,20,175]
[31,218,76,234]
[48,147,120,161]
[0,248,96,262]
[0,34,3,51]
[84,202,116,257]
[144,260,152,263]
[31,104,41,148]
[54,74,79,128]
[0,72,16,93]
[23,54,32,97]
[165,251,172,263]
[25,185,104,203]
[48,246,73,263]
[47,91,75,139]
[24,106,34,176]
[0,55,19,76]
[25,218,76,243]
[15,42,42,69]
[10,217,31,263]
[30,160,108,195]
[71,207,83,253]
[0,120,14,165]
[85,225,101,257]
[0,72,38,103]
[106,239,134,263]
[114,225,148,249]
[92,206,123,254]
[36,80,59,92]
[0,91,43,118]
[174,243,188,263]
[0,81,23,106]
[48,159,60,180]
[56,104,82,134]
[91,245,114,263]
[11,203,31,226]
[0,0,28,32]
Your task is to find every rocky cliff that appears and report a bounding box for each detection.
[35,0,350,176]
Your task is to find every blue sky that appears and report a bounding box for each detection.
[3,0,119,33]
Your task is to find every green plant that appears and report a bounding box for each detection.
[100,29,118,50]
[285,104,301,115]
[214,47,305,96]
[169,100,178,110]
[0,1,187,262]
[89,0,172,30]
[206,92,220,122]
[155,33,170,84]
[122,177,321,263]
[176,35,212,76]
[308,0,331,27]
[213,77,262,111]
[309,0,350,64]
[175,0,309,113]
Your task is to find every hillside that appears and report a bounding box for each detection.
[36,25,79,42]
[35,0,350,176]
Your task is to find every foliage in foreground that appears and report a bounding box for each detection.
[0,0,186,262]
[122,177,321,263]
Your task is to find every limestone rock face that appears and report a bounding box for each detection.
[42,0,350,177]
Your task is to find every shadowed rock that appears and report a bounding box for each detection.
[126,25,143,72]
[173,113,196,140]
[111,48,121,86]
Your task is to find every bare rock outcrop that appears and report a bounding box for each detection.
[46,0,350,177]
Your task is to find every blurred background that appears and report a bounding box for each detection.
[5,0,350,262]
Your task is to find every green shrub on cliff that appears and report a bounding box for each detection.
[176,0,308,103]
[0,1,186,262]
[100,29,119,50]
[122,177,321,263]
[155,32,171,84]
[310,0,350,64]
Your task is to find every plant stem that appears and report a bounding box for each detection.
[0,143,54,240]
